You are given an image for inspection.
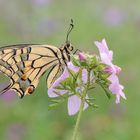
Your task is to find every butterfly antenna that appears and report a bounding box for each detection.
[66,19,74,43]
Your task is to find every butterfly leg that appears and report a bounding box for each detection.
[73,49,81,54]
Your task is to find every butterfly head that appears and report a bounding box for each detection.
[65,42,74,52]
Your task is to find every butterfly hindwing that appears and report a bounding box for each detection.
[47,63,63,88]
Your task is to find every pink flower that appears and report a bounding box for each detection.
[48,62,88,115]
[95,39,126,103]
[95,39,118,74]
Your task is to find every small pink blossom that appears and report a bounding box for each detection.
[48,62,88,115]
[78,52,87,61]
[104,65,121,75]
[95,39,126,103]
[95,39,118,74]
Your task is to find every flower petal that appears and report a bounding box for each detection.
[108,74,126,103]
[102,39,113,60]
[100,53,113,66]
[68,95,88,115]
[84,95,89,110]
[67,62,79,72]
[114,65,121,74]
[95,39,113,64]
[48,68,69,97]
[82,69,94,84]
[82,69,88,83]
[68,95,81,115]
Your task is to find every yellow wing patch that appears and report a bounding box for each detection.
[47,64,63,88]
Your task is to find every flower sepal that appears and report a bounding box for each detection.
[48,98,65,110]
[71,54,81,67]
[86,55,99,70]
[96,80,111,99]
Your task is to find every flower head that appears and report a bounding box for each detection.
[47,39,126,116]
[95,39,126,103]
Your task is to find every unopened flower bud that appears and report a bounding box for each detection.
[78,52,87,61]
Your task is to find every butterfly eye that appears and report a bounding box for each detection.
[69,45,73,51]
[66,43,73,51]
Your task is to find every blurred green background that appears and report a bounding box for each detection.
[0,0,139,140]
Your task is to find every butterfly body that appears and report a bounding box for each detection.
[0,43,74,98]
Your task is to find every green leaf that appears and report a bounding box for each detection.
[48,103,59,110]
[86,98,95,101]
[86,100,98,108]
[104,88,111,99]
[80,61,88,67]
[97,81,111,99]
[102,87,111,99]
[54,85,66,90]
[90,103,98,108]
[48,98,65,110]
[50,99,63,103]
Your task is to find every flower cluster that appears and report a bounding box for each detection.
[95,39,126,103]
[48,62,89,115]
[48,39,126,115]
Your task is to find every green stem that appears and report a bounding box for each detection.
[72,70,90,140]
[71,98,85,140]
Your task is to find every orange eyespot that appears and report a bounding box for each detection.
[27,85,34,94]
